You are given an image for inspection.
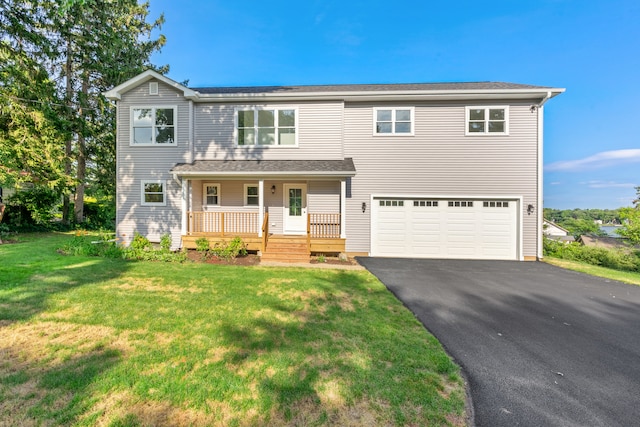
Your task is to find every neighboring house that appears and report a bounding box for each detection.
[105,70,564,261]
[578,235,629,250]
[543,219,575,242]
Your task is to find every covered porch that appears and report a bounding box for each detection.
[171,159,356,261]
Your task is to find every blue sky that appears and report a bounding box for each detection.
[148,0,639,209]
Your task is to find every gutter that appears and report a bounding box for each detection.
[537,91,553,259]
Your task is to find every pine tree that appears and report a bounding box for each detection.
[0,0,167,224]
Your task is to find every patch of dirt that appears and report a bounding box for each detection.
[185,250,359,267]
[310,255,359,266]
[185,250,260,266]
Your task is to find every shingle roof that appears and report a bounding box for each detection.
[191,81,553,95]
[171,158,356,176]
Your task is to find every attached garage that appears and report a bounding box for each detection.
[371,197,520,260]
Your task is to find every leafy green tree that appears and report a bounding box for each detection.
[561,218,605,238]
[0,1,71,191]
[1,0,166,225]
[618,208,640,245]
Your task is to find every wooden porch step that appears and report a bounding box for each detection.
[262,235,310,263]
[261,252,311,263]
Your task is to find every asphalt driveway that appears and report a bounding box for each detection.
[357,258,640,427]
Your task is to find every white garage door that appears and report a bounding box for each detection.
[371,198,519,260]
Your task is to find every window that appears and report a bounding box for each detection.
[379,200,404,207]
[244,184,259,206]
[236,108,297,146]
[131,106,176,145]
[483,201,509,208]
[203,184,220,206]
[374,108,414,135]
[413,200,438,207]
[448,201,473,207]
[466,106,508,135]
[141,181,166,206]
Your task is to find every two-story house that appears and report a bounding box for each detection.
[105,70,563,262]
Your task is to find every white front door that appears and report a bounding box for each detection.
[283,184,307,234]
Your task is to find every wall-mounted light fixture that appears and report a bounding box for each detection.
[271,185,276,194]
[527,204,535,215]
[362,202,366,213]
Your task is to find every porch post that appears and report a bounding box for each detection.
[340,179,346,239]
[181,178,188,235]
[258,179,264,237]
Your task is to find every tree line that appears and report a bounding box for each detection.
[0,0,166,226]
[545,186,640,244]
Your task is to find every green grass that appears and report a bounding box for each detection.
[0,233,466,426]
[543,256,640,286]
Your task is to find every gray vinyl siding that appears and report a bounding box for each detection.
[115,79,191,248]
[194,101,344,160]
[343,101,540,257]
[308,181,340,213]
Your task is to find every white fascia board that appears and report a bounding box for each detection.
[103,69,198,101]
[172,171,356,179]
[192,88,565,103]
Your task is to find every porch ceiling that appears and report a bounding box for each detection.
[170,158,356,178]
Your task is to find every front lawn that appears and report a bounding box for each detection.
[543,256,640,286]
[0,234,466,426]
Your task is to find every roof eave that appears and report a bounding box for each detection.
[171,170,356,179]
[191,88,566,103]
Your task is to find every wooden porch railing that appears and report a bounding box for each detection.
[261,212,269,253]
[188,211,259,236]
[308,213,341,238]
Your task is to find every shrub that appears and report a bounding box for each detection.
[211,236,247,262]
[543,236,640,272]
[195,237,210,252]
[122,232,187,262]
[195,237,211,260]
[82,196,116,230]
[160,233,172,251]
[5,186,61,229]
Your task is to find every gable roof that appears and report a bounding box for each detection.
[543,219,571,235]
[105,70,565,103]
[103,69,198,101]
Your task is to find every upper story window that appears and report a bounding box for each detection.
[141,180,166,206]
[131,106,176,145]
[466,106,509,135]
[374,108,414,135]
[236,108,297,146]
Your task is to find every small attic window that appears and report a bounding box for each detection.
[149,82,158,95]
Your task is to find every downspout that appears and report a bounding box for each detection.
[173,174,188,239]
[537,91,552,260]
[189,100,194,164]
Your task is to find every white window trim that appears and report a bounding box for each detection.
[141,180,166,206]
[202,183,221,207]
[234,106,299,147]
[465,106,509,136]
[244,183,259,207]
[373,107,415,136]
[130,105,178,146]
